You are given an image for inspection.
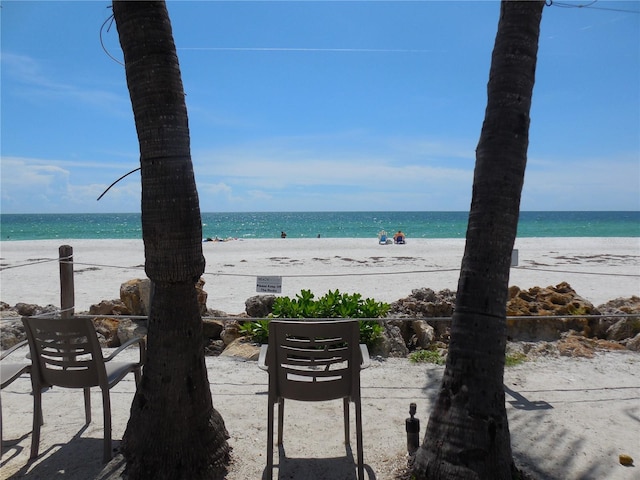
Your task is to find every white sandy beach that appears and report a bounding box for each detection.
[0,350,639,480]
[1,237,639,480]
[1,237,639,314]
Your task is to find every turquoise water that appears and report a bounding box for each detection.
[0,211,638,241]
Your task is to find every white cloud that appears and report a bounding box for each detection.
[0,156,141,213]
[2,52,130,116]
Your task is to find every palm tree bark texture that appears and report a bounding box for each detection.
[111,2,230,479]
[413,1,545,479]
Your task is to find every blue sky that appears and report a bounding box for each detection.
[1,1,638,214]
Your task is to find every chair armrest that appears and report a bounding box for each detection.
[1,340,29,361]
[104,336,146,366]
[257,344,268,371]
[359,344,371,370]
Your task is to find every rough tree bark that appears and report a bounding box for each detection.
[112,2,231,478]
[413,2,545,479]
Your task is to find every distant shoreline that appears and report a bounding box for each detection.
[1,211,639,240]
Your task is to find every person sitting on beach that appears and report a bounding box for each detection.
[394,230,406,244]
[281,231,287,238]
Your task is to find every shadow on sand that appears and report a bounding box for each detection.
[262,445,376,480]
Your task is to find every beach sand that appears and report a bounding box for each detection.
[1,237,639,314]
[1,350,639,480]
[1,237,639,479]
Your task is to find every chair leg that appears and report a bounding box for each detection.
[30,385,43,460]
[355,399,364,480]
[102,389,112,463]
[343,397,350,445]
[134,367,141,388]
[83,387,91,424]
[277,398,284,446]
[266,399,274,479]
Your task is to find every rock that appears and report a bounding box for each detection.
[221,321,242,345]
[506,283,599,341]
[120,278,208,316]
[598,296,640,314]
[207,309,228,318]
[387,317,411,343]
[205,339,225,356]
[557,334,596,358]
[220,338,260,360]
[411,320,435,349]
[595,296,640,338]
[626,333,640,352]
[389,288,455,344]
[14,303,57,317]
[619,454,634,466]
[195,277,208,315]
[371,322,408,357]
[203,318,224,339]
[245,295,276,317]
[390,288,456,319]
[556,332,625,358]
[89,300,130,316]
[117,318,148,345]
[120,279,152,316]
[93,317,120,347]
[606,317,640,342]
[0,319,26,349]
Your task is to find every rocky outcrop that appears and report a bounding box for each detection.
[119,277,208,316]
[119,279,152,316]
[2,281,639,360]
[506,282,599,341]
[245,295,276,318]
[117,318,148,345]
[388,283,640,356]
[556,331,626,358]
[370,321,409,358]
[389,288,456,348]
[0,319,25,349]
[93,317,120,347]
[89,300,130,316]
[219,338,260,360]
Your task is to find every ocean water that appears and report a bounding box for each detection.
[0,211,638,241]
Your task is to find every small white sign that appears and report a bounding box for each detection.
[256,276,282,293]
[511,249,519,267]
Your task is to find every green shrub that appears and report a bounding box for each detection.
[238,319,270,344]
[272,289,389,319]
[409,349,446,365]
[240,289,389,348]
[505,351,527,367]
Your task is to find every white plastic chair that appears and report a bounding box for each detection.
[258,319,370,480]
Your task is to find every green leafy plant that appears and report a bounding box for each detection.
[358,321,384,349]
[238,319,270,344]
[408,349,446,365]
[268,289,389,348]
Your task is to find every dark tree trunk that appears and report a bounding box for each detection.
[112,2,230,478]
[413,2,544,479]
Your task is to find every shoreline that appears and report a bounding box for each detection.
[1,237,639,314]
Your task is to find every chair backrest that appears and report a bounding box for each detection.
[22,316,106,389]
[267,319,361,402]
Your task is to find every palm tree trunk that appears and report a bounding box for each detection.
[112,2,230,478]
[413,2,544,479]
